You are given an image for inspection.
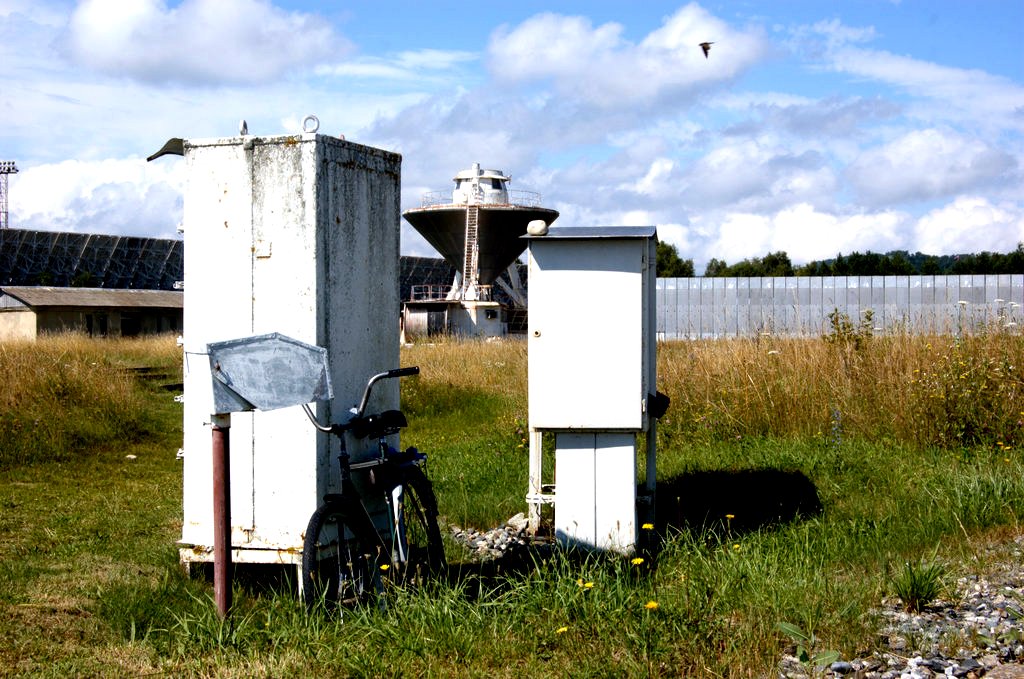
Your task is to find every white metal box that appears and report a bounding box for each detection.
[553,432,637,551]
[526,227,657,431]
[179,133,401,566]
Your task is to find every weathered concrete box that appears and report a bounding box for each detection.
[179,133,401,569]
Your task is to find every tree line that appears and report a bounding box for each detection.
[656,242,1024,278]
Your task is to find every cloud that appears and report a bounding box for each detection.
[486,3,767,106]
[739,95,901,139]
[830,48,1024,127]
[914,197,1024,254]
[846,129,1017,206]
[61,0,345,86]
[9,158,184,238]
[676,139,837,212]
[785,19,1024,132]
[702,203,909,267]
[315,49,478,83]
[788,17,877,56]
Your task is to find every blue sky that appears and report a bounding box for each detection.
[1,0,1022,273]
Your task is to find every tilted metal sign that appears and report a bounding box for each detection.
[207,332,333,414]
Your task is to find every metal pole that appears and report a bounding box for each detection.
[211,413,232,618]
[527,428,543,534]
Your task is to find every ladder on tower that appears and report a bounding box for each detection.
[462,205,479,297]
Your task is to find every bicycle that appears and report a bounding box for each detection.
[300,367,445,611]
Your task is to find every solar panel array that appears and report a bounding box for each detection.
[0,229,182,289]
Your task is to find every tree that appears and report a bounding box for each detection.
[761,251,795,276]
[704,251,794,277]
[656,241,694,277]
[704,258,728,277]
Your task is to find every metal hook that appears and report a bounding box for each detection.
[302,115,320,134]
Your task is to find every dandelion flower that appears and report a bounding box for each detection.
[733,544,741,550]
[644,601,659,610]
[641,523,654,530]
[556,626,568,634]
[725,514,735,520]
[584,581,594,589]
[631,557,645,566]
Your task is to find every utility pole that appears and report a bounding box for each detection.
[0,160,18,229]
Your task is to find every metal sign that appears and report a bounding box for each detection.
[207,332,333,414]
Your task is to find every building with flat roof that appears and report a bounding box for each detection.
[0,286,182,340]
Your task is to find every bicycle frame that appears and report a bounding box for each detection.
[300,366,443,610]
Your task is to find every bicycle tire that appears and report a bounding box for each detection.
[302,502,376,612]
[392,465,446,584]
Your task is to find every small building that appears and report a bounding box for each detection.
[0,286,183,340]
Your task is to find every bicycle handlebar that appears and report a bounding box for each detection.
[301,366,419,432]
[356,367,419,417]
[385,367,420,379]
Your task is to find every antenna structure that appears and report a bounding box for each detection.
[0,160,18,230]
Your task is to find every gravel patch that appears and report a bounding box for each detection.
[778,535,1024,678]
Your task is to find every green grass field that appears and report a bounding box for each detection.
[1,329,1022,677]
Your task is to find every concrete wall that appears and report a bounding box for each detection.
[0,308,182,340]
[180,133,402,560]
[0,310,37,341]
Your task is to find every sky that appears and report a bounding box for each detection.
[1,1,1022,274]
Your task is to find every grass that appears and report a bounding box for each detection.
[0,330,1023,676]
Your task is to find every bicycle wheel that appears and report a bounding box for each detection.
[392,466,446,584]
[302,502,375,612]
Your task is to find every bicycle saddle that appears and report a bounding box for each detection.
[349,409,407,439]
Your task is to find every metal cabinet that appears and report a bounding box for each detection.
[527,227,656,431]
[524,226,658,553]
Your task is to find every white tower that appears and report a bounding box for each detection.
[0,161,18,230]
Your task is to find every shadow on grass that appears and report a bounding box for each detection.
[653,468,823,536]
[160,468,823,614]
[438,468,823,592]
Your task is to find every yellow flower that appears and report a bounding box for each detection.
[644,601,659,610]
[379,564,390,571]
[725,514,735,520]
[641,523,654,530]
[733,544,741,550]
[631,557,645,566]
[556,626,568,634]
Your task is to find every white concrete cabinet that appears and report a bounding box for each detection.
[179,133,401,568]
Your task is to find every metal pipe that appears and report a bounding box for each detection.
[211,413,232,618]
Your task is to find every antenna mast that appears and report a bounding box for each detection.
[0,160,18,229]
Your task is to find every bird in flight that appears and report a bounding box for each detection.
[699,41,714,58]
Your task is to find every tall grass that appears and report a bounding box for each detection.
[657,328,1023,451]
[2,331,1023,676]
[400,339,530,528]
[0,332,181,467]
